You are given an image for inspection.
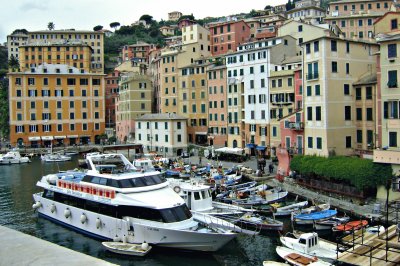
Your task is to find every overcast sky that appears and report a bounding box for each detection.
[0,0,287,43]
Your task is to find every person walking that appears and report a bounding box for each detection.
[268,162,274,174]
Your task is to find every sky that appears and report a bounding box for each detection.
[0,0,287,43]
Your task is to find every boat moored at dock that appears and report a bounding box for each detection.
[32,153,236,252]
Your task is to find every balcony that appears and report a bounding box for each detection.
[374,149,400,165]
[288,122,304,131]
[306,72,319,80]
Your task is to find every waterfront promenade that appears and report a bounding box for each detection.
[0,225,116,266]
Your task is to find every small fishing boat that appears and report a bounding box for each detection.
[280,232,340,261]
[0,151,31,164]
[273,201,309,217]
[332,220,368,232]
[314,215,350,230]
[365,225,385,234]
[236,213,283,231]
[276,246,333,266]
[41,153,71,162]
[292,209,337,226]
[102,241,152,256]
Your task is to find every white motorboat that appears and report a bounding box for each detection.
[0,151,31,164]
[32,153,236,252]
[168,178,257,235]
[276,246,333,266]
[41,153,71,162]
[102,241,152,256]
[280,232,340,261]
[273,201,309,217]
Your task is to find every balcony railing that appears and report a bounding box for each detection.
[288,122,304,130]
[306,72,319,80]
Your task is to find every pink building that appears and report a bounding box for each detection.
[208,20,251,56]
[178,19,196,30]
[121,42,155,64]
[207,61,228,147]
[105,70,120,129]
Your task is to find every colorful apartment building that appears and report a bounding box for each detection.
[135,113,188,156]
[7,30,28,61]
[120,41,155,64]
[303,36,379,157]
[27,30,105,73]
[325,0,391,39]
[207,59,228,147]
[225,36,299,152]
[286,0,326,23]
[116,72,152,143]
[105,70,120,129]
[8,64,105,147]
[168,11,182,21]
[208,20,251,56]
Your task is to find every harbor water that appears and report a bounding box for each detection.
[0,155,292,265]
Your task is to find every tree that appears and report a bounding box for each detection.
[47,22,55,31]
[139,14,153,24]
[109,22,120,31]
[0,79,10,139]
[8,55,19,72]
[93,25,103,31]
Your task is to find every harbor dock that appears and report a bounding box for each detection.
[0,225,116,266]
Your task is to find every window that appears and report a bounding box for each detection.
[307,86,312,96]
[306,43,311,54]
[344,84,350,95]
[316,137,322,149]
[308,137,313,148]
[298,25,303,32]
[366,87,372,99]
[346,63,350,74]
[331,40,337,52]
[346,136,352,148]
[332,61,338,73]
[307,107,312,120]
[357,130,363,143]
[345,106,351,120]
[315,85,320,96]
[358,19,363,27]
[366,108,373,121]
[316,106,321,121]
[356,108,362,120]
[389,132,397,147]
[356,87,362,100]
[314,41,319,52]
[67,78,76,85]
[388,44,397,58]
[391,19,398,30]
[388,70,398,88]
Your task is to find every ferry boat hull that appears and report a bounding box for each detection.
[33,193,235,252]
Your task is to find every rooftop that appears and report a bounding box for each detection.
[136,113,188,121]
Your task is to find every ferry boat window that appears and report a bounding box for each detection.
[106,179,119,188]
[160,204,192,223]
[201,190,207,199]
[119,179,134,188]
[98,178,107,186]
[91,176,101,184]
[131,177,146,187]
[43,189,54,199]
[194,192,201,200]
[299,238,306,245]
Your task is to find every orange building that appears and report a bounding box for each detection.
[8,65,105,147]
[208,20,251,56]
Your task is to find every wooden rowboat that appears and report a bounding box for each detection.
[102,241,152,256]
[332,220,368,232]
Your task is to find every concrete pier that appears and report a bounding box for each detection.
[0,225,116,266]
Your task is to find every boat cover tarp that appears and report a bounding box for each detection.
[294,209,337,220]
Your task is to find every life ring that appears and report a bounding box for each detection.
[173,186,181,193]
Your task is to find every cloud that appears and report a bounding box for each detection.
[19,0,48,12]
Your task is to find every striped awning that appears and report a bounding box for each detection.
[28,136,41,141]
[41,136,54,141]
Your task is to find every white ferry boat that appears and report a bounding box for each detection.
[32,153,236,252]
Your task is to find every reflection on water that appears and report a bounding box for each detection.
[0,156,285,266]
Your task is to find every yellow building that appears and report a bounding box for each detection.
[116,73,152,143]
[269,69,296,148]
[19,42,93,72]
[27,30,104,73]
[8,64,105,147]
[303,36,379,156]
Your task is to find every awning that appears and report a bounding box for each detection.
[246,143,256,148]
[256,146,266,151]
[67,135,78,138]
[195,132,208,135]
[79,135,91,138]
[54,136,66,139]
[41,136,54,141]
[28,136,41,141]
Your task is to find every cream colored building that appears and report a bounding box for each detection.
[278,20,341,45]
[135,113,188,156]
[303,36,379,157]
[168,11,182,21]
[116,72,152,143]
[7,30,28,61]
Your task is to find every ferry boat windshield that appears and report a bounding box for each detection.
[82,173,166,188]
